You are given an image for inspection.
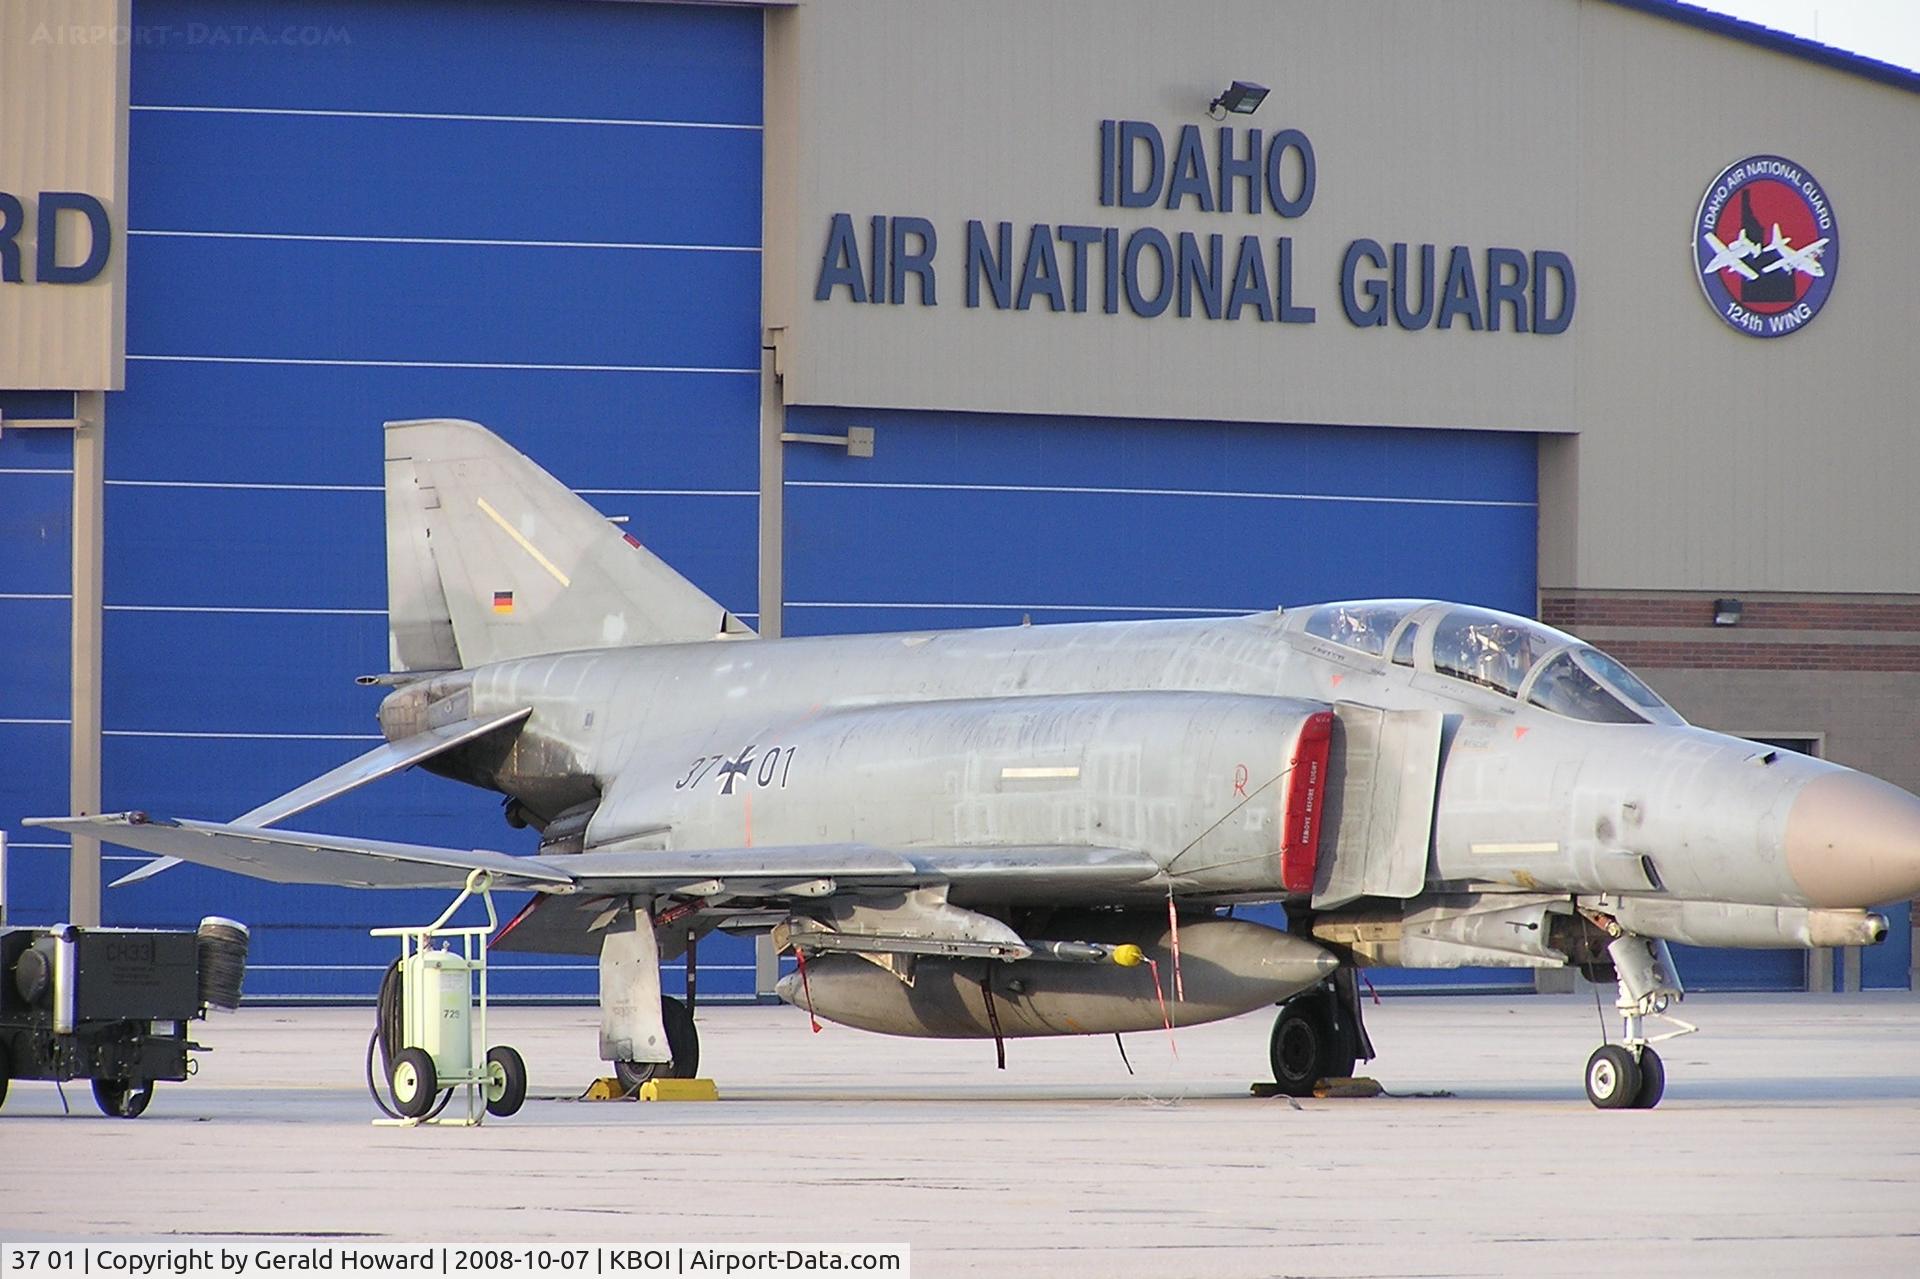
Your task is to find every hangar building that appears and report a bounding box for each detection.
[2,0,1916,998]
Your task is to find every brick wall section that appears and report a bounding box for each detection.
[1600,641,1920,672]
[1542,596,1920,632]
[1541,593,1920,672]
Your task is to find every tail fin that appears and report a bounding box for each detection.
[383,418,751,671]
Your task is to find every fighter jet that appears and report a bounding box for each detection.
[31,420,1920,1109]
[1700,228,1761,279]
[1762,223,1829,277]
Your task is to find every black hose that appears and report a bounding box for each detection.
[377,957,404,1073]
[366,1027,404,1120]
[366,958,405,1119]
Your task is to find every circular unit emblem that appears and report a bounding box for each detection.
[1694,154,1837,338]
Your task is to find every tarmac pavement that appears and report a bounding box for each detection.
[4,993,1918,1277]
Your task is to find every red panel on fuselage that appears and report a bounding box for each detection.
[1281,709,1334,895]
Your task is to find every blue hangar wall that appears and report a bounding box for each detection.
[3,0,1864,997]
[81,0,765,998]
[0,393,77,933]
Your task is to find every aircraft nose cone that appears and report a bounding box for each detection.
[1785,771,1920,907]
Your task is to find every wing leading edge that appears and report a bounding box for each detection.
[29,813,576,891]
[25,813,1164,900]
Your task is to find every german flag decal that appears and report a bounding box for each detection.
[492,590,514,614]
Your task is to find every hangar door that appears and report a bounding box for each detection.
[0,395,76,927]
[94,0,765,999]
[782,404,1540,991]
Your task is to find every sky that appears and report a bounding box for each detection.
[1692,1,1920,72]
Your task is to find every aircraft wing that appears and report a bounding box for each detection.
[26,813,1164,899]
[27,813,577,890]
[564,842,1163,896]
[492,846,1168,956]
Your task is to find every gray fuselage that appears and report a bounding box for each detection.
[379,604,1893,916]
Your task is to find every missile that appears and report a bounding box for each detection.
[1607,899,1889,950]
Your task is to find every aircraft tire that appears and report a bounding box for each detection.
[1584,1044,1641,1110]
[485,1045,528,1117]
[92,1077,153,1119]
[1630,1046,1666,1109]
[0,1040,10,1110]
[614,996,700,1089]
[1270,996,1344,1096]
[389,1047,439,1119]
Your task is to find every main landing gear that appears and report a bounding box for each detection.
[614,995,700,1090]
[1583,928,1694,1111]
[1270,969,1373,1097]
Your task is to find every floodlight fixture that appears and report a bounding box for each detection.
[1208,80,1269,120]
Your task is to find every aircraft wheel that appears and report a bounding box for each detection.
[614,995,699,1089]
[1585,1044,1641,1110]
[484,1045,528,1117]
[0,1040,10,1111]
[92,1077,153,1119]
[1630,1046,1666,1110]
[389,1047,439,1119]
[1270,996,1346,1096]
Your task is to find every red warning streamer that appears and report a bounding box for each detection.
[793,947,822,1034]
[1166,892,1185,1002]
[1142,957,1179,1060]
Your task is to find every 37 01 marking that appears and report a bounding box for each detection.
[674,744,797,794]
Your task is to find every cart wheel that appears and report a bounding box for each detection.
[484,1045,527,1118]
[389,1047,439,1119]
[92,1077,153,1119]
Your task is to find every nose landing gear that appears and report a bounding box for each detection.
[1585,1042,1666,1109]
[1584,929,1694,1110]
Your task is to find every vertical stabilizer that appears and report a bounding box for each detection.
[383,418,751,670]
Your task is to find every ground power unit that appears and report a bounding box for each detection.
[0,917,248,1117]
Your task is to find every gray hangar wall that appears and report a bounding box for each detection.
[762,0,1915,991]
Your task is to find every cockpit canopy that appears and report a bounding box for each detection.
[1296,600,1683,725]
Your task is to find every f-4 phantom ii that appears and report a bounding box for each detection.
[33,419,1920,1109]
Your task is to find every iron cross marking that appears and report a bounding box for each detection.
[716,746,758,795]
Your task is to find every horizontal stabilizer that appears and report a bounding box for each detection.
[107,707,533,887]
[236,708,532,827]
